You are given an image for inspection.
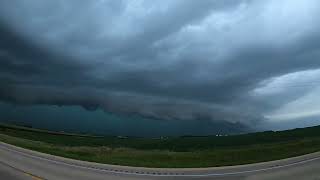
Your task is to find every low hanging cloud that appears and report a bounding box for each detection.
[1,0,320,128]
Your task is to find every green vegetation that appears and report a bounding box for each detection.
[1,123,320,168]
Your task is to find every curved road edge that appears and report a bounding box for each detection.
[1,141,320,178]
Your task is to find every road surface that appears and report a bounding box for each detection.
[1,142,320,180]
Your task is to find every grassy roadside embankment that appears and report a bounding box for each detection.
[1,124,320,168]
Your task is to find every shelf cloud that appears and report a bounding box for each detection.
[1,0,320,130]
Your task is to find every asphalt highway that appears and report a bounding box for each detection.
[1,142,320,180]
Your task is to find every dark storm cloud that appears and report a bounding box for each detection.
[1,0,320,128]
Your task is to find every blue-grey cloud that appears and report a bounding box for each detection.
[0,0,320,130]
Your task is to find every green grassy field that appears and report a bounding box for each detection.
[1,123,320,168]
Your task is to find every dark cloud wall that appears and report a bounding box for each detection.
[0,0,320,133]
[0,102,250,137]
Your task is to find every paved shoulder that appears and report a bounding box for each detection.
[1,142,320,180]
[0,161,35,180]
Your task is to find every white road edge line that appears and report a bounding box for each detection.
[1,143,320,177]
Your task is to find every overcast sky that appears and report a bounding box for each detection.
[0,0,320,134]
